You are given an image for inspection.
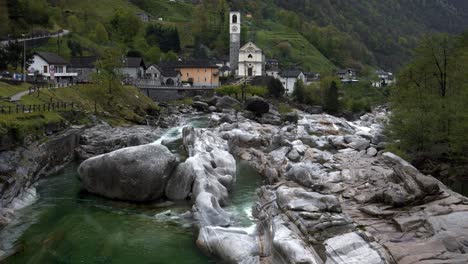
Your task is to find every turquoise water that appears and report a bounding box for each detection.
[1,118,263,263]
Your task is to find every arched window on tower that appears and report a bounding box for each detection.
[232,14,237,24]
[248,54,253,59]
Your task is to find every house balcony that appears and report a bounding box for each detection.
[44,72,78,77]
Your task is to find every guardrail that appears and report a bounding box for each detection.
[0,102,77,115]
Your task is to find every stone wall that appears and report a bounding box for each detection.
[141,88,214,102]
[0,128,81,207]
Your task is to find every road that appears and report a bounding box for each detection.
[0,30,70,47]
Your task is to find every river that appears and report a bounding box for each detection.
[0,116,263,263]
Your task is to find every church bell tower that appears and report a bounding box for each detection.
[229,11,241,74]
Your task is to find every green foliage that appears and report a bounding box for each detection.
[267,78,285,99]
[246,85,268,97]
[109,9,142,44]
[145,24,181,53]
[389,33,468,162]
[341,82,388,113]
[277,102,292,114]
[93,48,123,94]
[292,79,305,103]
[93,22,109,43]
[323,81,340,114]
[67,15,83,33]
[215,85,241,98]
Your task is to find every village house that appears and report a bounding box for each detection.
[121,57,146,81]
[304,72,320,85]
[279,69,306,94]
[266,59,280,79]
[69,56,98,83]
[238,41,265,77]
[150,64,182,86]
[373,70,395,87]
[28,51,78,83]
[171,60,220,87]
[337,68,359,83]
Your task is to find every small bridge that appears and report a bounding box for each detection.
[132,81,219,102]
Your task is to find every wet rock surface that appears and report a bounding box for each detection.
[77,144,177,202]
[200,107,468,264]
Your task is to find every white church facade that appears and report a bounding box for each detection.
[238,42,265,77]
[229,11,265,77]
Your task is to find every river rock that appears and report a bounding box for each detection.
[324,232,385,264]
[193,192,231,227]
[216,96,241,111]
[192,101,210,112]
[272,219,323,264]
[197,226,260,263]
[246,96,270,116]
[165,161,195,201]
[77,144,177,202]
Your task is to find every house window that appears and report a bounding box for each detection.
[187,73,189,77]
[197,69,199,72]
[204,77,207,81]
[232,14,237,24]
[57,66,64,73]
[44,65,48,73]
[204,68,207,72]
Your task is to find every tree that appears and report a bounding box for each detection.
[94,48,123,94]
[0,0,10,37]
[324,81,339,114]
[267,78,285,98]
[67,39,83,56]
[293,79,305,103]
[145,24,181,53]
[390,34,467,162]
[110,9,141,44]
[67,15,82,33]
[93,23,109,43]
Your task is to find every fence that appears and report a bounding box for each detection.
[0,102,76,115]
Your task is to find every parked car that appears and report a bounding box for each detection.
[182,83,192,87]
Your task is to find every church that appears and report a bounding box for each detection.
[229,11,265,77]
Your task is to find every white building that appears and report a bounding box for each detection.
[121,57,146,80]
[373,70,395,87]
[279,69,306,94]
[28,51,77,83]
[238,41,265,77]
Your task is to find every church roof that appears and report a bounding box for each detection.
[239,42,262,52]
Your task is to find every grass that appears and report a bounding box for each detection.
[21,84,159,125]
[254,21,335,72]
[0,84,159,146]
[0,112,65,142]
[0,81,32,108]
[277,102,293,114]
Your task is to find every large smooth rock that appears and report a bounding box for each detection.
[216,96,241,111]
[78,144,177,202]
[272,219,324,264]
[165,160,195,200]
[197,226,261,264]
[246,96,270,116]
[324,232,385,264]
[192,101,210,112]
[193,192,231,227]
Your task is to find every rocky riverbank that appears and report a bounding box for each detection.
[0,105,190,229]
[2,95,468,263]
[189,97,468,263]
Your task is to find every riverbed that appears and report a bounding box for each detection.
[0,116,263,263]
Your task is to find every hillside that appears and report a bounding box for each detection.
[1,0,467,72]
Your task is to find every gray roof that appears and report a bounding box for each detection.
[70,56,98,68]
[280,69,303,78]
[35,51,69,65]
[123,57,146,69]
